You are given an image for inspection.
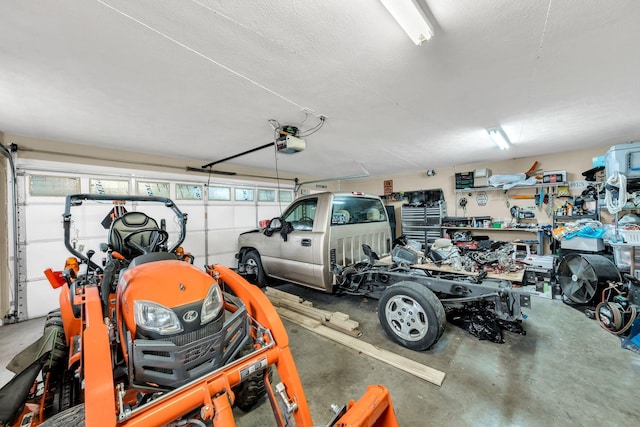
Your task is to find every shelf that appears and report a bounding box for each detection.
[441,226,545,233]
[455,183,564,193]
[554,215,598,221]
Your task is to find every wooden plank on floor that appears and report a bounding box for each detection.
[275,306,446,387]
[264,287,361,335]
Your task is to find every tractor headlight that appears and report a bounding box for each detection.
[200,283,223,324]
[134,300,183,335]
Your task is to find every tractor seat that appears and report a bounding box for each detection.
[109,212,161,259]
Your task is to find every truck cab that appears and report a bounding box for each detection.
[237,192,392,292]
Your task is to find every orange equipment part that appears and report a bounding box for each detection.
[44,268,66,289]
[63,262,396,426]
[82,286,117,426]
[333,385,399,427]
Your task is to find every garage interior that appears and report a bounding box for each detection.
[1,1,640,426]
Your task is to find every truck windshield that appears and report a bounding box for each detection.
[331,196,386,225]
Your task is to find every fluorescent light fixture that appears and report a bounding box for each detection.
[487,127,511,150]
[379,0,434,45]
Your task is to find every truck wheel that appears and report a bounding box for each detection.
[378,281,445,351]
[242,251,267,288]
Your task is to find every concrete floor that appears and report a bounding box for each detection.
[2,285,639,426]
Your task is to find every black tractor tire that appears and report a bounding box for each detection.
[40,403,85,427]
[242,251,267,288]
[378,281,445,351]
[42,311,67,373]
[232,342,272,411]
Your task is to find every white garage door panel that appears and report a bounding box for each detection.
[25,241,70,280]
[179,204,206,230]
[13,163,295,320]
[24,204,69,241]
[27,280,61,318]
[257,205,283,222]
[233,206,258,228]
[182,230,206,257]
[208,205,235,228]
[208,229,240,255]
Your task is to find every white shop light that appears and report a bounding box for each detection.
[487,127,511,150]
[379,0,434,45]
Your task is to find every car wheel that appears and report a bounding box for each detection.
[378,281,445,351]
[242,251,267,288]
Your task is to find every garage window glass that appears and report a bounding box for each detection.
[258,189,275,202]
[331,196,386,225]
[90,179,130,195]
[136,181,170,197]
[278,190,293,203]
[29,175,80,196]
[235,188,254,201]
[208,186,231,201]
[176,184,203,200]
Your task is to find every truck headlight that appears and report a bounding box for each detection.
[200,284,223,324]
[134,300,183,335]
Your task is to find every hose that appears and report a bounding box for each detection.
[595,301,637,335]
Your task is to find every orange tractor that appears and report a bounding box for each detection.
[0,194,397,426]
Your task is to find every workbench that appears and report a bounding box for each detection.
[441,226,547,255]
[379,256,525,282]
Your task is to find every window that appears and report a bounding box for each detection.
[90,179,130,195]
[258,189,275,202]
[208,186,231,201]
[278,190,293,203]
[235,188,254,201]
[29,175,80,196]
[331,196,386,226]
[176,184,203,200]
[283,198,317,231]
[136,181,170,197]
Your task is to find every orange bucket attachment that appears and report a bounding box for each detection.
[334,384,399,427]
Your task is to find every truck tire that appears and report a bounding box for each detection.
[242,251,267,288]
[40,404,85,426]
[378,281,445,351]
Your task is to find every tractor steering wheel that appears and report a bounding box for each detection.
[123,228,169,255]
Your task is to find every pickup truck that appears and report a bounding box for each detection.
[236,192,392,292]
[237,192,530,351]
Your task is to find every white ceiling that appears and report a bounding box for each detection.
[1,0,640,179]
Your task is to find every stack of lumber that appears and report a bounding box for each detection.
[264,286,361,336]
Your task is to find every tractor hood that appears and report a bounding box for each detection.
[118,260,222,338]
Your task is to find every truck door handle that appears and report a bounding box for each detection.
[301,239,312,247]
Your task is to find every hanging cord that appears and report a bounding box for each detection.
[604,172,627,214]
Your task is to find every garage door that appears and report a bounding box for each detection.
[10,161,293,320]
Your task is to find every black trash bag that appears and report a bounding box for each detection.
[446,306,526,343]
[447,308,504,343]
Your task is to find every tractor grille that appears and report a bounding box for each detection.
[131,298,249,389]
[168,320,220,347]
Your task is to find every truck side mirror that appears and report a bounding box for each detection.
[264,217,282,237]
